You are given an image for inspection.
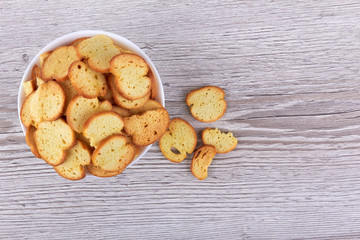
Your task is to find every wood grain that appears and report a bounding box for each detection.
[2,0,360,239]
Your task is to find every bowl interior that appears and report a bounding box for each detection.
[18,30,165,167]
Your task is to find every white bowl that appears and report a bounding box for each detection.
[18,30,165,167]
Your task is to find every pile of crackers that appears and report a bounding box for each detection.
[21,35,237,181]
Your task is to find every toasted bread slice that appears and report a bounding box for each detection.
[112,106,131,118]
[108,74,150,109]
[87,163,123,178]
[83,111,124,148]
[99,79,114,103]
[30,80,65,124]
[202,128,237,153]
[76,35,121,73]
[121,133,140,158]
[133,144,140,159]
[25,125,41,158]
[92,134,135,172]
[87,141,138,177]
[110,53,151,100]
[68,60,107,98]
[115,46,133,54]
[66,95,112,133]
[39,51,51,68]
[34,119,76,166]
[31,64,41,82]
[70,37,89,47]
[159,118,197,163]
[41,45,80,82]
[53,140,92,180]
[186,86,226,122]
[58,79,77,112]
[124,108,170,146]
[149,69,157,100]
[36,77,45,87]
[129,100,163,115]
[23,80,37,96]
[191,145,216,180]
[76,132,91,147]
[20,92,36,127]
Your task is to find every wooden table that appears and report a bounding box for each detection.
[2,1,360,239]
